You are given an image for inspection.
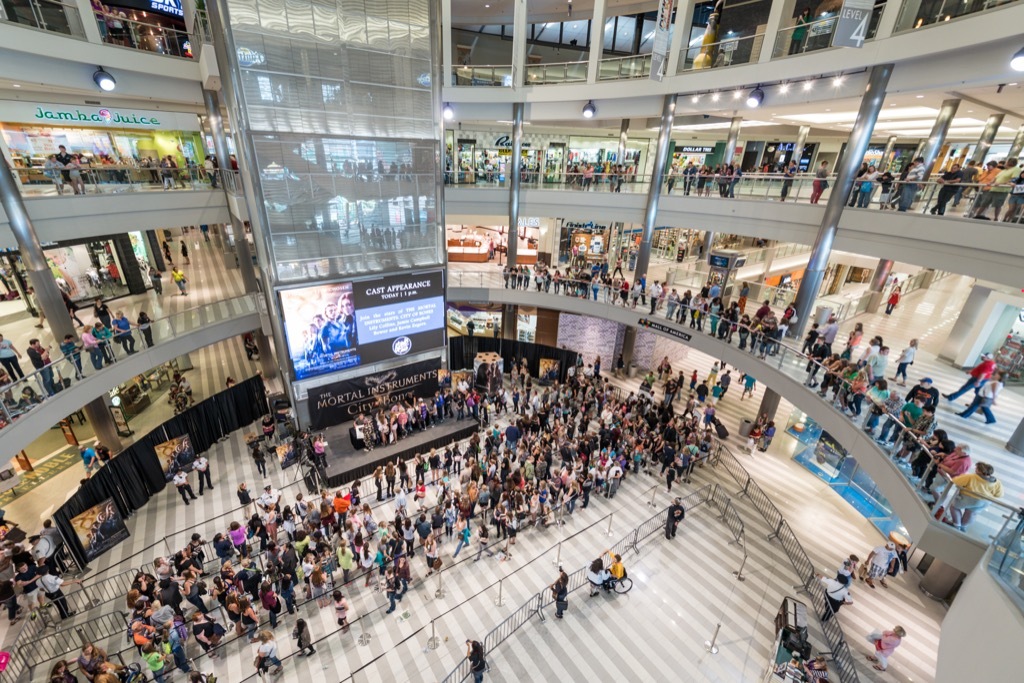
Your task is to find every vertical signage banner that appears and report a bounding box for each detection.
[650,0,676,82]
[833,0,874,48]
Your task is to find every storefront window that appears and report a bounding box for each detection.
[446,222,540,265]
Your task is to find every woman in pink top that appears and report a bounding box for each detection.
[866,625,905,670]
[80,325,103,370]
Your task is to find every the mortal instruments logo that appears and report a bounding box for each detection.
[34,106,161,126]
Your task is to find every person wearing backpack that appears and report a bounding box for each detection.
[164,619,191,674]
[468,639,487,682]
[141,642,169,683]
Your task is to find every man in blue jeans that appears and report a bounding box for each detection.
[898,157,926,211]
[26,338,55,395]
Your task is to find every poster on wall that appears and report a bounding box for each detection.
[538,359,560,382]
[308,358,442,430]
[281,270,446,380]
[69,498,130,561]
[155,434,196,481]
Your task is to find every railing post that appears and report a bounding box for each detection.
[535,592,546,622]
[552,541,562,566]
[767,519,783,542]
[606,513,614,537]
[704,623,722,654]
[426,619,440,650]
[629,528,640,554]
[732,552,748,582]
[494,578,506,607]
[435,570,446,599]
[647,484,658,508]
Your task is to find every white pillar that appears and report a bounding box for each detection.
[666,0,695,77]
[442,0,453,88]
[873,0,903,40]
[759,0,797,63]
[512,0,528,89]
[586,0,608,84]
[73,0,103,44]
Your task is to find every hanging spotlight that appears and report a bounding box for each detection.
[711,92,720,102]
[443,103,455,121]
[833,75,845,87]
[803,80,814,91]
[746,87,765,109]
[733,90,742,100]
[779,82,790,94]
[93,67,116,92]
[582,100,597,119]
[1012,46,1024,71]
[691,94,700,103]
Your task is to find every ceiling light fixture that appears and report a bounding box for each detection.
[582,100,597,119]
[93,67,116,92]
[916,94,924,98]
[691,94,700,103]
[803,81,813,91]
[1011,46,1024,71]
[442,103,454,121]
[733,90,742,100]
[746,87,765,109]
[711,92,720,102]
[779,83,790,94]
[833,76,844,87]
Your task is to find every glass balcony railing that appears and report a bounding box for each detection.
[0,295,259,433]
[93,10,193,58]
[679,33,764,72]
[772,7,884,59]
[895,0,1021,32]
[9,165,237,198]
[446,269,1015,547]
[446,171,654,193]
[525,60,589,85]
[598,53,652,80]
[989,507,1024,610]
[452,64,514,87]
[0,0,85,37]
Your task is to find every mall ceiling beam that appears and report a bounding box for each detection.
[790,63,894,339]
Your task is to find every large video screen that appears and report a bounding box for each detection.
[281,270,446,380]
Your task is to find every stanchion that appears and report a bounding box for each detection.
[494,579,506,607]
[646,485,658,508]
[606,513,614,537]
[704,623,721,654]
[435,570,446,599]
[733,553,748,582]
[551,541,562,566]
[426,620,440,650]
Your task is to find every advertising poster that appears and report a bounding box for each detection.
[69,498,130,561]
[281,270,446,380]
[308,358,441,429]
[155,434,196,480]
[276,443,298,469]
[474,355,504,395]
[538,358,560,382]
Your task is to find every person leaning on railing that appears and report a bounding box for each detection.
[946,462,1003,532]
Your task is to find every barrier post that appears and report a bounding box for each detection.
[767,519,783,542]
[551,541,562,566]
[426,619,440,650]
[535,592,546,622]
[435,568,446,599]
[606,513,614,537]
[646,484,658,508]
[732,553,748,582]
[704,623,722,654]
[494,578,506,607]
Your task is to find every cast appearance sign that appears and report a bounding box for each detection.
[281,270,446,380]
[309,358,442,429]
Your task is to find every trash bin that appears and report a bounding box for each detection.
[813,305,833,326]
[739,418,754,438]
[627,363,638,378]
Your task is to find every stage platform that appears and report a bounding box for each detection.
[320,418,479,487]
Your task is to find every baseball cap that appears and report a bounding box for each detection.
[982,352,993,359]
[264,484,272,490]
[920,378,933,384]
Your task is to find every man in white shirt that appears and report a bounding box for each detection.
[258,485,281,512]
[648,281,663,315]
[606,463,623,499]
[193,455,214,495]
[38,566,81,619]
[172,470,198,505]
[818,573,851,622]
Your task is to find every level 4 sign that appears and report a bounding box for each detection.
[833,0,874,48]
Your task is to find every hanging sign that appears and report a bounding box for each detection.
[833,1,872,48]
[650,0,676,82]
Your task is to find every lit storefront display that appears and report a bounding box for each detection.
[446,219,541,265]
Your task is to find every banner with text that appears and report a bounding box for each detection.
[650,0,676,82]
[308,358,442,430]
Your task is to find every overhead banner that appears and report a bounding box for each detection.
[833,0,873,48]
[280,270,446,380]
[650,0,676,82]
[308,358,442,430]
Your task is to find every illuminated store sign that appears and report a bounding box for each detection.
[33,106,160,126]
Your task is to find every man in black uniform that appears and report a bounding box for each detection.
[665,498,686,540]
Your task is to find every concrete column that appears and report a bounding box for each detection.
[665,0,694,77]
[72,0,103,44]
[511,0,528,89]
[790,64,893,339]
[912,138,926,160]
[756,387,782,424]
[920,99,961,173]
[0,152,122,451]
[794,125,811,169]
[506,102,525,268]
[702,231,714,258]
[758,0,797,63]
[970,114,1005,164]
[1008,124,1024,160]
[1007,416,1024,457]
[621,326,638,368]
[617,119,629,168]
[879,135,898,172]
[633,94,677,283]
[865,258,893,313]
[723,116,742,167]
[586,0,608,84]
[147,230,167,272]
[111,234,147,295]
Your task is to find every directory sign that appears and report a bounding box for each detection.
[281,270,446,380]
[833,0,873,48]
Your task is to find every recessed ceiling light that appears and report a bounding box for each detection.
[916,94,924,98]
[825,108,831,111]
[733,90,742,100]
[711,92,720,102]
[803,81,813,91]
[833,76,844,86]
[967,109,974,113]
[691,94,700,103]
[1009,82,1019,86]
[779,83,790,94]
[12,84,20,88]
